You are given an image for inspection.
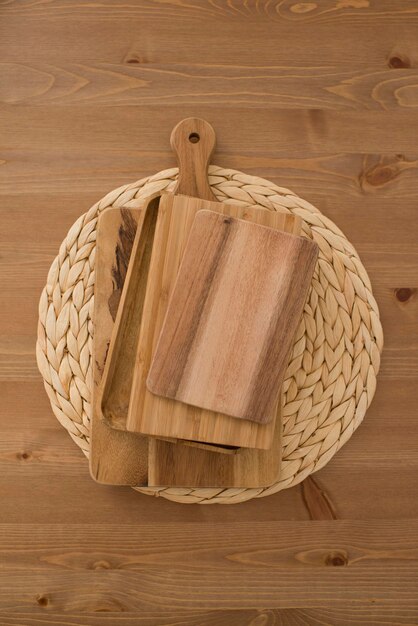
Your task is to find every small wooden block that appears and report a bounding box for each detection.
[147,210,318,424]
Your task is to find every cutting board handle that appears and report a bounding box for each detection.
[170,118,217,201]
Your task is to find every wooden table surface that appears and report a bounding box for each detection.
[1,1,418,624]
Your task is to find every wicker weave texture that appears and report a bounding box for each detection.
[36,166,383,504]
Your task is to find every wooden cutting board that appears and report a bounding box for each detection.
[99,119,249,452]
[100,117,300,449]
[89,205,149,485]
[125,193,301,448]
[91,205,282,487]
[147,209,318,424]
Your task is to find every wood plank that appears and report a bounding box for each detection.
[0,568,415,611]
[2,0,418,72]
[2,149,418,205]
[2,62,418,110]
[2,107,418,155]
[1,520,417,570]
[148,210,317,423]
[0,608,416,626]
[3,151,418,222]
[0,521,417,610]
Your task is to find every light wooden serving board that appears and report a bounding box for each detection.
[91,204,282,488]
[98,118,240,454]
[89,205,149,485]
[125,192,301,448]
[147,209,318,424]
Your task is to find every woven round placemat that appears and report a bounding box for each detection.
[36,165,383,504]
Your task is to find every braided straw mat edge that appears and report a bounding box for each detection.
[36,166,383,504]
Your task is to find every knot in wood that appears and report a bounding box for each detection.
[325,551,348,567]
[395,287,415,303]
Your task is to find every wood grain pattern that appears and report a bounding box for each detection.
[0,609,417,626]
[2,0,418,620]
[2,519,418,571]
[148,210,318,423]
[89,206,148,485]
[3,63,418,111]
[0,521,417,617]
[3,0,418,76]
[3,107,418,157]
[126,194,301,448]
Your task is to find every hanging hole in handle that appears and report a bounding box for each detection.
[189,132,200,144]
